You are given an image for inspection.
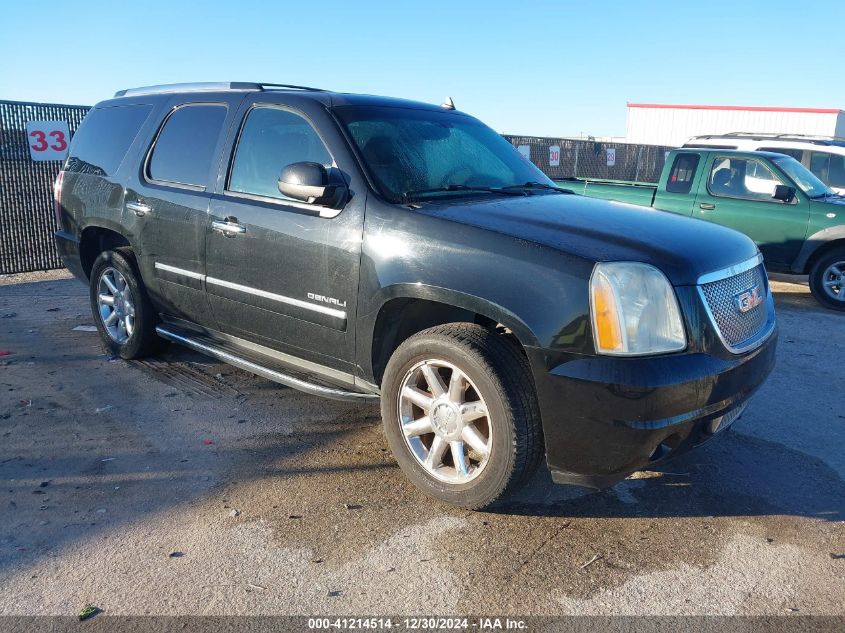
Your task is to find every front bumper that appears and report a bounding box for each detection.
[527,328,778,488]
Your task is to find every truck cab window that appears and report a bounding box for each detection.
[228,107,332,201]
[708,157,782,201]
[665,153,699,194]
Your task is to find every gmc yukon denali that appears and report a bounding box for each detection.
[54,82,777,508]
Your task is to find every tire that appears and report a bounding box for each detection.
[380,323,543,509]
[809,247,845,311]
[89,248,166,359]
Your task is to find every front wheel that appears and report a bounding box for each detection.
[380,323,543,509]
[89,249,166,359]
[809,248,845,311]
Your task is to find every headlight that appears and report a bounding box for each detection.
[590,262,686,356]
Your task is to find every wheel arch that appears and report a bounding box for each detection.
[792,227,845,274]
[366,283,540,385]
[79,223,133,279]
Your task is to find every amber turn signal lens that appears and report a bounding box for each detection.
[592,274,624,353]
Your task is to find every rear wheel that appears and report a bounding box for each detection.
[380,323,543,509]
[89,249,166,359]
[809,247,845,311]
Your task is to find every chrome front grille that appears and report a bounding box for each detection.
[700,262,770,351]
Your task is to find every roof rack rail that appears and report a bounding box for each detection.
[258,83,326,92]
[690,131,845,145]
[114,81,327,98]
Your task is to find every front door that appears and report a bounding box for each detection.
[205,101,364,372]
[693,155,810,267]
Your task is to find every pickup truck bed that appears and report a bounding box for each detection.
[557,178,657,206]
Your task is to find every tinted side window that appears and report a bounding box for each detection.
[665,153,699,193]
[228,107,332,200]
[810,152,845,188]
[759,147,803,161]
[148,105,227,188]
[66,105,153,176]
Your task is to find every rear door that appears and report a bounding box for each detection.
[126,96,241,327]
[204,95,366,373]
[692,155,810,266]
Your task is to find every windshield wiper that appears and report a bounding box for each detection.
[498,181,574,194]
[401,184,527,202]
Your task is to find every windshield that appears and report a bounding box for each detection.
[771,155,834,198]
[333,105,555,202]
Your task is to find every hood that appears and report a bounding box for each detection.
[419,193,759,286]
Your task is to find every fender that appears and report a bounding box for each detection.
[365,282,541,349]
[791,225,845,273]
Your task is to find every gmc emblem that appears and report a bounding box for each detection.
[735,285,764,313]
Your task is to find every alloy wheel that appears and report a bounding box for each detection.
[97,267,135,343]
[397,359,492,484]
[822,260,845,302]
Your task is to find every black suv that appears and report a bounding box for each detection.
[54,82,777,508]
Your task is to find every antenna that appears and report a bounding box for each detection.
[441,96,455,110]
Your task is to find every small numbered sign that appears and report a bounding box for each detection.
[516,145,531,162]
[606,148,616,167]
[26,121,70,161]
[549,145,560,167]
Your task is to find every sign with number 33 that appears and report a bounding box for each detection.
[25,121,70,161]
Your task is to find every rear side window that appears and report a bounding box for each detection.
[228,107,332,200]
[66,105,152,176]
[665,153,699,193]
[147,104,227,188]
[759,147,803,161]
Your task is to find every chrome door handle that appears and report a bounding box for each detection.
[211,220,247,235]
[126,201,151,217]
[699,203,716,211]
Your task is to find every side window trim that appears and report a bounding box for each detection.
[143,102,227,192]
[705,156,790,204]
[223,103,339,216]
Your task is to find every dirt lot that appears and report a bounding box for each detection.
[0,271,843,616]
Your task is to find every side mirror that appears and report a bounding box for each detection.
[278,162,348,208]
[278,162,330,203]
[772,184,796,203]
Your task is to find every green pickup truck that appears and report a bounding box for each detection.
[558,148,845,310]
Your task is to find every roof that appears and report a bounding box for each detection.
[627,103,843,115]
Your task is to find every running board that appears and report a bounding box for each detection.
[155,326,379,403]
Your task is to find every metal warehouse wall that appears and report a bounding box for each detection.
[626,104,844,147]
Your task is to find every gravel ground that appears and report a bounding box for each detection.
[0,273,843,617]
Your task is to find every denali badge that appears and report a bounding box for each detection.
[307,292,347,308]
[735,285,763,313]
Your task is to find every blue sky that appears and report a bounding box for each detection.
[1,1,842,137]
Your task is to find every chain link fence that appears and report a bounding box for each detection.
[504,135,673,183]
[1,100,90,274]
